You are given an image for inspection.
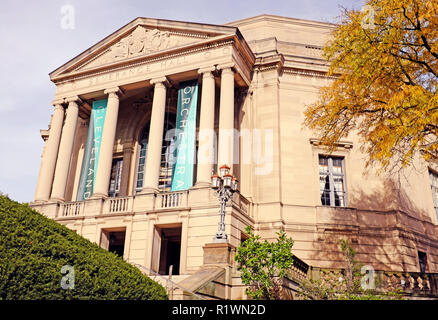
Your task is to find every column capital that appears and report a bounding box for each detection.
[198,66,216,75]
[217,63,235,73]
[104,86,123,97]
[65,95,82,105]
[51,98,65,106]
[149,76,170,87]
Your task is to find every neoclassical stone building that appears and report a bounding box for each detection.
[31,14,438,299]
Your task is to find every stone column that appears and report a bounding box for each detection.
[141,77,168,193]
[50,96,80,202]
[34,100,65,202]
[92,87,122,198]
[195,66,216,187]
[217,64,235,171]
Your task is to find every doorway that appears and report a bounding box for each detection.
[101,229,126,258]
[151,225,182,275]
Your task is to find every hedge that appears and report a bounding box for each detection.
[0,196,168,300]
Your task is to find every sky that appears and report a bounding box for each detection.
[0,0,363,203]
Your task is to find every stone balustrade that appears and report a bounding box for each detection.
[305,267,438,298]
[43,189,252,219]
[60,201,85,217]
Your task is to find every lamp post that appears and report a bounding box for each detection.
[211,165,238,243]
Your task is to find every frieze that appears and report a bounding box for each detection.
[54,44,233,97]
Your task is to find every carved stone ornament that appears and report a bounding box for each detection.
[79,26,202,71]
[109,26,180,60]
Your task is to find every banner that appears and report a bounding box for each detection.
[170,80,198,191]
[77,99,108,200]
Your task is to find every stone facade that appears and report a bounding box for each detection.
[31,14,438,299]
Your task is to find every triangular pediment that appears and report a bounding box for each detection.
[50,17,238,81]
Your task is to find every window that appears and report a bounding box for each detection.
[108,158,123,197]
[428,169,438,220]
[159,112,176,191]
[134,112,176,193]
[418,251,427,273]
[135,123,150,193]
[319,155,347,207]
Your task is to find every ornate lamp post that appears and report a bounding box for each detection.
[211,165,238,242]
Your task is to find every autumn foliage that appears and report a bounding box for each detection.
[304,0,438,170]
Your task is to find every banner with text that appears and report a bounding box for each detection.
[77,99,108,200]
[171,80,198,191]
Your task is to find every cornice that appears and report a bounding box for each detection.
[52,37,236,85]
[283,67,337,79]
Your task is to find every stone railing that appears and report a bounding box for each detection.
[60,201,85,217]
[307,268,438,298]
[288,255,310,282]
[159,191,187,209]
[104,196,133,214]
[50,189,249,218]
[378,271,438,297]
[231,192,252,218]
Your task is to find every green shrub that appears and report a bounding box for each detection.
[0,196,167,300]
[235,226,294,300]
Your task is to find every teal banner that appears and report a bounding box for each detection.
[171,80,198,191]
[77,99,108,200]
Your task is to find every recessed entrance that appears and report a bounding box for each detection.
[151,225,182,275]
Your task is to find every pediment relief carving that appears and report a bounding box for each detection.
[76,26,208,71]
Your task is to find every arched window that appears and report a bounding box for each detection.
[134,112,176,193]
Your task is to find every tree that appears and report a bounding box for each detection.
[304,0,438,171]
[0,195,168,300]
[235,226,294,300]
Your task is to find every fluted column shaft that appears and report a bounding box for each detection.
[92,87,121,198]
[217,65,235,171]
[196,67,216,186]
[50,97,80,201]
[34,101,65,202]
[141,77,168,193]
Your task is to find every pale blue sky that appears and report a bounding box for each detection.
[0,0,363,203]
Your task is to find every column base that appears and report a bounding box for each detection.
[192,181,211,189]
[90,193,108,200]
[33,199,49,204]
[48,197,64,203]
[138,187,160,195]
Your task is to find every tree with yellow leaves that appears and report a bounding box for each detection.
[304,0,438,171]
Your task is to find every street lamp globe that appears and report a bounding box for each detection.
[223,174,233,189]
[219,164,230,177]
[232,178,238,192]
[211,174,220,189]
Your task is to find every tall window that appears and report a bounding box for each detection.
[159,112,176,190]
[135,122,150,193]
[319,155,347,207]
[135,112,176,193]
[428,169,438,220]
[108,158,123,197]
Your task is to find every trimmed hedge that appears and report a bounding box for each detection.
[0,196,167,300]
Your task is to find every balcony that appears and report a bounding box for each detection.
[32,189,253,220]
